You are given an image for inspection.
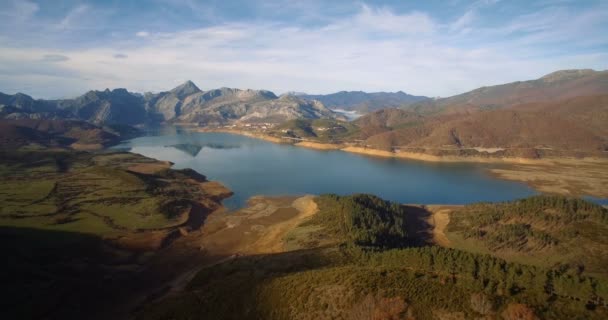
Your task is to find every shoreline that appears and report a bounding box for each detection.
[196,128,605,165]
[194,128,608,199]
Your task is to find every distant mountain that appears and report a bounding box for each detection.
[338,69,608,157]
[56,88,148,125]
[146,83,339,125]
[0,81,342,126]
[298,91,430,113]
[410,69,608,114]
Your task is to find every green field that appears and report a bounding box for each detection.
[0,150,209,235]
[273,118,359,142]
[0,149,231,319]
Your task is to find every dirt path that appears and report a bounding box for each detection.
[426,206,460,247]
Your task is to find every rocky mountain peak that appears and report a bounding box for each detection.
[170,80,201,99]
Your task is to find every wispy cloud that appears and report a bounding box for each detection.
[0,1,606,98]
[57,4,89,30]
[136,31,150,37]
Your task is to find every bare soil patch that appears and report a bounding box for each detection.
[490,158,608,198]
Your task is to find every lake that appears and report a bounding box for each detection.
[114,127,536,209]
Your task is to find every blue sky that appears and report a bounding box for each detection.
[0,0,607,98]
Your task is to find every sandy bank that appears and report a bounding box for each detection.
[341,147,551,164]
[198,195,319,255]
[490,160,608,198]
[197,128,288,144]
[200,128,591,165]
[194,128,608,198]
[295,141,342,150]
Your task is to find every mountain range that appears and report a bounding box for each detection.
[2,68,608,158]
[296,90,430,112]
[0,81,342,126]
[352,70,608,157]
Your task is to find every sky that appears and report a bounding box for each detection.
[0,0,607,99]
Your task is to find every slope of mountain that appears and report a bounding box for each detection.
[56,88,148,125]
[0,149,232,319]
[152,86,340,124]
[0,119,138,150]
[411,69,608,114]
[298,90,430,112]
[354,94,608,157]
[0,81,341,126]
[139,194,608,320]
[0,92,70,119]
[446,195,608,278]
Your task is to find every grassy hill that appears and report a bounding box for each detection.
[139,194,608,320]
[273,118,359,143]
[0,149,231,319]
[0,119,139,150]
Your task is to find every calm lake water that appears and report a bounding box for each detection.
[114,127,537,209]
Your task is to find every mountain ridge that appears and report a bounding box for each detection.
[0,81,341,125]
[409,69,608,114]
[298,90,430,112]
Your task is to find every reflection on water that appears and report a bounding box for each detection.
[168,144,203,157]
[115,130,538,209]
[167,143,240,157]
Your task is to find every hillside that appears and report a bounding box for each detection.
[410,69,608,114]
[445,195,608,279]
[298,90,430,112]
[0,82,342,126]
[352,94,608,157]
[140,194,608,320]
[274,118,359,142]
[0,119,138,150]
[0,149,232,319]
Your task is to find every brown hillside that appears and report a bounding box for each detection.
[411,69,608,113]
[0,119,121,149]
[357,95,608,156]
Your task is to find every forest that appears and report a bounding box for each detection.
[139,194,608,319]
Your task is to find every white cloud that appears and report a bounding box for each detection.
[450,10,475,33]
[351,4,435,35]
[0,2,606,98]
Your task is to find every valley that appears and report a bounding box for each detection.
[138,194,608,320]
[195,125,608,199]
[1,68,607,320]
[4,1,608,318]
